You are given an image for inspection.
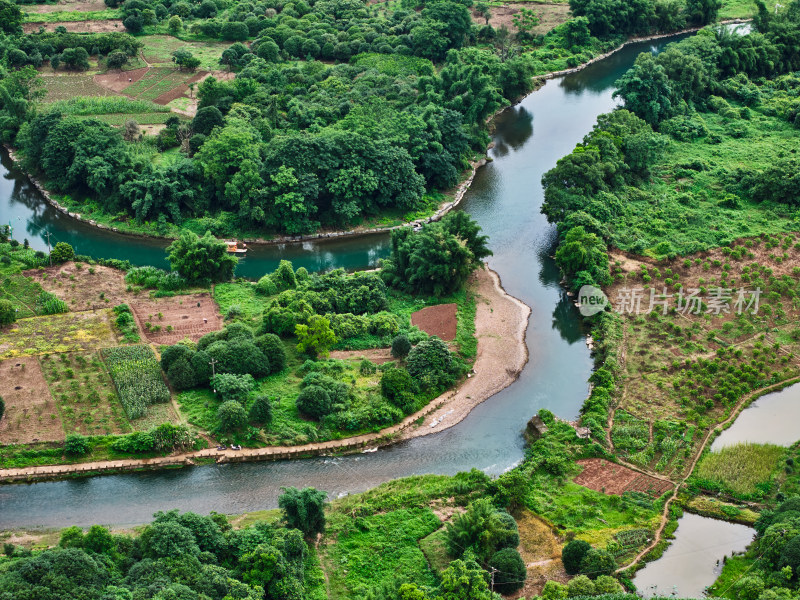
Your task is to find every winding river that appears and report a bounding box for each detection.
[0,34,692,529]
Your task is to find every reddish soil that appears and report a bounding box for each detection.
[130,293,223,345]
[0,357,64,445]
[574,458,673,497]
[153,71,206,105]
[23,20,124,33]
[94,67,148,93]
[410,303,457,340]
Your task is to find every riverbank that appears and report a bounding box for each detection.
[0,265,531,483]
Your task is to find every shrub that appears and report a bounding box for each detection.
[106,50,128,68]
[445,498,518,562]
[391,334,412,358]
[273,260,297,291]
[295,385,332,420]
[359,359,377,375]
[211,373,255,403]
[488,548,526,594]
[64,434,89,456]
[562,539,591,575]
[0,299,16,325]
[296,315,336,358]
[249,395,273,424]
[594,575,622,594]
[255,333,287,373]
[217,400,247,432]
[566,574,595,597]
[50,242,74,263]
[256,274,278,295]
[579,548,616,578]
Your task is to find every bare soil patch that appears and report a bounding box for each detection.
[411,303,457,340]
[94,67,148,93]
[471,3,571,35]
[574,458,673,496]
[130,293,222,344]
[0,357,64,445]
[27,263,128,312]
[23,19,124,33]
[25,0,107,12]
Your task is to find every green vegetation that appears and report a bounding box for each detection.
[102,345,170,419]
[693,443,785,498]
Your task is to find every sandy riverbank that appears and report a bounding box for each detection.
[0,265,530,482]
[399,266,530,441]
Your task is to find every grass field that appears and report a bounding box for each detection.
[695,443,785,497]
[41,351,131,436]
[141,35,230,70]
[122,68,196,102]
[23,9,121,22]
[322,507,441,598]
[48,96,170,115]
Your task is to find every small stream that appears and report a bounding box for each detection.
[633,513,755,598]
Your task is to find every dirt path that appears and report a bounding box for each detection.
[615,375,800,573]
[0,266,531,482]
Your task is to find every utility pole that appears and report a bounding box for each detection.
[44,231,53,266]
[209,358,218,393]
[489,567,498,594]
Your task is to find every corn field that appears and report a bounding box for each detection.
[102,345,170,420]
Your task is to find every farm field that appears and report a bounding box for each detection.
[573,458,673,497]
[693,443,785,497]
[0,310,117,359]
[41,351,130,436]
[40,73,116,102]
[0,356,64,445]
[141,35,231,70]
[606,234,800,477]
[102,345,170,420]
[470,2,572,35]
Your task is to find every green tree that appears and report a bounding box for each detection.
[567,574,595,597]
[0,300,16,326]
[562,539,591,575]
[172,48,200,71]
[406,337,456,390]
[445,498,519,562]
[685,0,721,25]
[295,315,337,358]
[476,2,491,24]
[221,21,249,41]
[380,367,414,410]
[0,0,23,34]
[168,15,182,33]
[50,242,75,264]
[391,334,412,358]
[249,395,273,424]
[217,399,247,431]
[83,525,114,555]
[579,548,616,578]
[488,548,526,594]
[278,486,327,537]
[437,558,493,600]
[140,520,199,558]
[295,385,332,419]
[166,230,237,284]
[255,333,287,373]
[106,50,129,69]
[554,226,611,290]
[212,373,255,402]
[613,53,674,125]
[192,106,224,136]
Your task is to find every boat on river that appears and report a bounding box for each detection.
[225,240,248,256]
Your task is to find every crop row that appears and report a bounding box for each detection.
[102,345,169,420]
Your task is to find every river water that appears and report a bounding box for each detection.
[632,513,754,598]
[0,34,692,529]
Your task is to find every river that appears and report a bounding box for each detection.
[0,34,692,529]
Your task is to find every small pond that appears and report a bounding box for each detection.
[712,383,800,450]
[632,513,754,598]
